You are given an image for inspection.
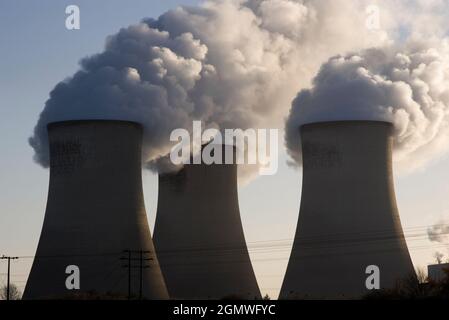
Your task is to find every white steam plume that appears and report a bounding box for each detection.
[29,0,388,177]
[285,40,449,172]
[428,221,449,244]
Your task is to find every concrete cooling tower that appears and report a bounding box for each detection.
[24,120,168,299]
[280,121,415,299]
[153,145,261,299]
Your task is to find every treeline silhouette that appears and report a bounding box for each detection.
[364,268,449,300]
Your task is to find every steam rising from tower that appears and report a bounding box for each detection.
[29,0,389,178]
[153,145,261,299]
[280,121,415,299]
[285,44,449,173]
[24,121,168,299]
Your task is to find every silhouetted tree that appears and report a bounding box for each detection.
[416,267,427,284]
[364,268,449,300]
[0,283,22,300]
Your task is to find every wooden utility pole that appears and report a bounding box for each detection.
[120,250,152,300]
[1,255,19,301]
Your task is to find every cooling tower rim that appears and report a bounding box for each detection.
[47,119,143,131]
[300,120,393,131]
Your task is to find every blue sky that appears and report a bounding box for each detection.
[1,0,449,298]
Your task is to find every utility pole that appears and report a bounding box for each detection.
[120,250,152,300]
[139,250,143,300]
[120,250,132,300]
[1,255,19,301]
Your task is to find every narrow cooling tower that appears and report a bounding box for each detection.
[280,121,415,299]
[153,145,261,299]
[24,120,168,299]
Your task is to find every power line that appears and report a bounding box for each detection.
[7,238,449,264]
[9,220,449,261]
[1,242,447,294]
[4,222,449,270]
[6,239,448,267]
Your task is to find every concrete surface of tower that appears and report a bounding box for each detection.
[154,144,261,299]
[280,121,415,299]
[24,120,168,299]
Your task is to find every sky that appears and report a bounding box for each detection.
[1,0,449,299]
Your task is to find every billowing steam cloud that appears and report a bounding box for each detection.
[285,40,449,172]
[428,221,449,244]
[29,0,388,175]
[428,221,449,263]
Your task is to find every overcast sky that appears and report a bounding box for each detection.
[1,0,449,299]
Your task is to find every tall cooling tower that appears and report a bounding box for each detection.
[24,120,168,299]
[153,145,261,299]
[280,121,415,299]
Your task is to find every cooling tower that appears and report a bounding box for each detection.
[153,145,261,299]
[24,120,168,299]
[280,121,415,299]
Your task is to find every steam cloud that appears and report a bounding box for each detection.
[428,221,449,244]
[285,40,449,172]
[29,0,388,175]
